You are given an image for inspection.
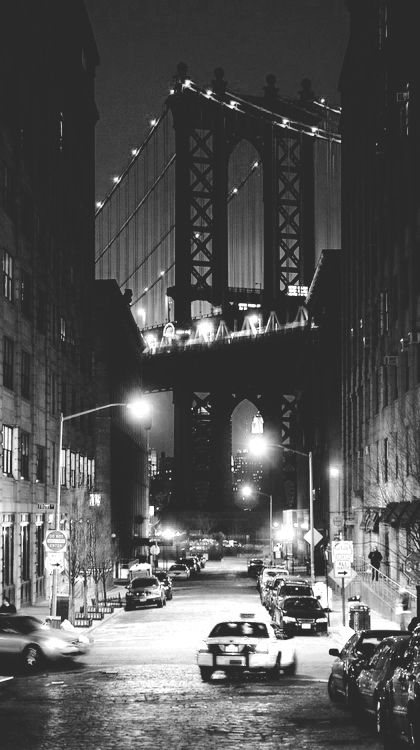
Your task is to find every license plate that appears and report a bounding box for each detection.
[301,623,311,629]
[217,656,245,667]
[229,659,242,665]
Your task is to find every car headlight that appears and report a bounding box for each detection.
[198,641,209,653]
[317,617,328,623]
[45,637,67,649]
[282,616,296,623]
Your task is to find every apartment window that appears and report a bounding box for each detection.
[87,458,95,490]
[37,290,47,334]
[50,372,58,415]
[61,381,67,414]
[60,316,67,343]
[2,250,14,301]
[20,517,30,581]
[394,433,399,480]
[78,455,85,486]
[60,448,66,486]
[383,366,388,407]
[3,336,14,389]
[378,3,388,49]
[2,425,13,476]
[1,161,14,216]
[50,441,57,486]
[383,437,389,482]
[19,431,30,480]
[2,520,14,586]
[406,429,411,476]
[20,269,32,318]
[35,519,44,577]
[21,350,31,399]
[70,451,76,488]
[375,440,380,484]
[36,445,45,483]
[379,290,389,334]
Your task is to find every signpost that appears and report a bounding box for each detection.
[331,540,354,626]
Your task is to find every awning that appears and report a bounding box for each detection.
[379,500,420,527]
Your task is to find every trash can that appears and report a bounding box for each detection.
[349,603,371,631]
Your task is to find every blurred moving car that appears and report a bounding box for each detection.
[354,634,410,732]
[153,569,173,600]
[379,629,420,748]
[327,628,404,706]
[167,563,190,580]
[0,614,90,671]
[247,558,265,578]
[276,596,328,636]
[197,611,296,681]
[262,575,288,612]
[258,566,289,597]
[125,575,166,610]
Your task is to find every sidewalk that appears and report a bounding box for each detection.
[327,588,403,645]
[19,584,125,634]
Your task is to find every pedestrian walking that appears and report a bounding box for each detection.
[0,594,16,613]
[368,546,383,581]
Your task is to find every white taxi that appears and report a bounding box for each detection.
[197,612,296,681]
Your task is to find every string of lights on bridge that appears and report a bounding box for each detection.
[95,78,341,314]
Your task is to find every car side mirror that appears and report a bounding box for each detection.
[329,648,340,657]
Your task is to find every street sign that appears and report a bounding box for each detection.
[149,545,160,556]
[45,551,65,573]
[333,562,354,578]
[332,515,343,528]
[329,568,357,587]
[45,530,67,552]
[303,528,323,546]
[331,540,354,564]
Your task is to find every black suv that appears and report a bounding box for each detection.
[380,630,420,748]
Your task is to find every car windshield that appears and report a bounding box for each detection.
[170,565,186,571]
[131,577,158,588]
[209,621,269,638]
[0,616,44,634]
[283,597,322,611]
[280,585,312,597]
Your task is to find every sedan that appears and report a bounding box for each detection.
[167,563,190,580]
[277,596,328,636]
[125,576,166,610]
[0,614,91,671]
[247,558,265,578]
[355,634,410,732]
[328,628,404,706]
[197,611,296,681]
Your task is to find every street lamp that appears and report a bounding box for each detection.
[241,484,273,563]
[248,436,315,585]
[51,398,151,617]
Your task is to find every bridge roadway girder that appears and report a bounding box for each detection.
[141,328,317,394]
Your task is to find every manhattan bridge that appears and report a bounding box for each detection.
[95,63,341,528]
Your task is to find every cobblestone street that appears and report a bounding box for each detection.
[0,561,383,749]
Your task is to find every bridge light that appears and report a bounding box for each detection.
[229,100,237,109]
[150,118,157,127]
[112,176,120,184]
[160,270,165,276]
[252,161,259,169]
[232,187,238,195]
[205,89,213,98]
[282,118,289,126]
[183,79,192,88]
[311,126,318,135]
[95,201,103,209]
[143,286,149,292]
[131,148,139,156]
[169,88,175,95]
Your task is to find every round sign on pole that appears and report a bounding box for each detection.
[45,530,67,552]
[149,544,160,556]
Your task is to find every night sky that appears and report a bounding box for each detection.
[84,0,350,454]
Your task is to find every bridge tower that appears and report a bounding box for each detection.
[167,64,320,524]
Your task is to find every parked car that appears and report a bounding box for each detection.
[327,628,404,706]
[167,563,190,580]
[272,580,314,621]
[276,596,328,636]
[379,629,420,748]
[258,566,289,598]
[153,569,173,600]
[177,556,201,575]
[125,576,166,610]
[354,634,410,731]
[197,611,297,681]
[261,575,288,612]
[247,558,265,578]
[0,614,91,671]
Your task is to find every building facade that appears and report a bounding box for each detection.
[340,0,420,581]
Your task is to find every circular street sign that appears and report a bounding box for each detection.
[45,530,67,552]
[149,545,160,556]
[332,515,343,527]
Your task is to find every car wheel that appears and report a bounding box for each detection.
[22,645,43,672]
[327,674,339,703]
[167,592,173,600]
[199,668,212,682]
[268,656,282,680]
[283,656,297,676]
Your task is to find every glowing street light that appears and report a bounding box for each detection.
[51,398,151,618]
[248,436,315,585]
[241,484,273,563]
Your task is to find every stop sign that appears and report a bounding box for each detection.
[45,530,67,552]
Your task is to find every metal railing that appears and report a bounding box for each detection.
[351,556,417,619]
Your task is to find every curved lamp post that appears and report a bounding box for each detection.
[51,398,151,617]
[248,436,315,586]
[241,484,273,563]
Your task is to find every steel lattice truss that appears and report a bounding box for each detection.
[189,130,214,294]
[277,136,302,291]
